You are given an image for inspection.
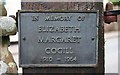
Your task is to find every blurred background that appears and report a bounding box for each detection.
[3,0,119,74]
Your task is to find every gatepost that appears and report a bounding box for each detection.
[18,0,104,74]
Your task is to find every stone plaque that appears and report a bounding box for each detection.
[18,11,99,67]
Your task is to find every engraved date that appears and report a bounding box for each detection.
[64,57,77,62]
[40,56,53,62]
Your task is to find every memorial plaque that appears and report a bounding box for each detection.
[18,11,99,67]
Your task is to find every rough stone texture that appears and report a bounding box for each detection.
[0,17,17,36]
[0,0,7,16]
[0,0,18,74]
[21,2,96,11]
[21,2,104,74]
[0,36,18,74]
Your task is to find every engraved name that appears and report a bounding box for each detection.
[45,47,73,54]
[38,26,80,33]
[38,36,81,43]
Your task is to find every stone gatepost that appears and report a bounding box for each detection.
[18,0,104,74]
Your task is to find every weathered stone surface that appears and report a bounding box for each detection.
[0,0,18,74]
[21,2,96,11]
[0,60,8,74]
[0,0,7,16]
[0,17,17,36]
[0,41,18,74]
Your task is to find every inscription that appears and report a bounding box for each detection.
[37,15,82,63]
[45,15,72,21]
[32,16,39,21]
[40,57,53,62]
[57,58,61,61]
[77,16,85,21]
[65,57,77,62]
[19,12,98,66]
[38,26,80,33]
[45,47,73,54]
[40,56,77,62]
[38,36,81,43]
[45,15,86,22]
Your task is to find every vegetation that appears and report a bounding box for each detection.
[111,0,120,5]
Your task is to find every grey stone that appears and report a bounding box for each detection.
[0,0,7,16]
[0,17,17,36]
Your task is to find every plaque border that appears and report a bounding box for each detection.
[18,10,99,67]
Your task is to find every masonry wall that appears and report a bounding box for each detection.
[20,2,104,74]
